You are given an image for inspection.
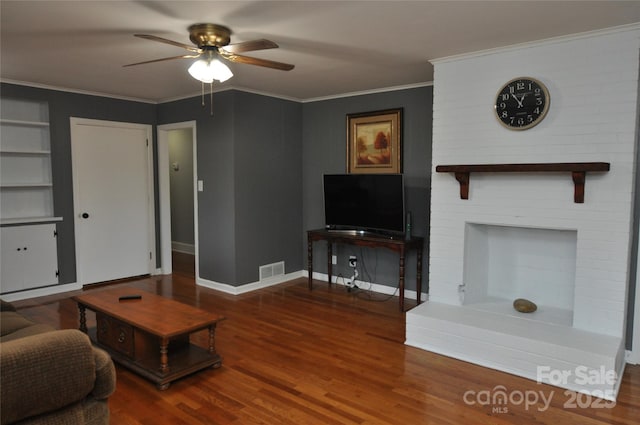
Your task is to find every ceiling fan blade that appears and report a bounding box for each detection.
[221,39,278,54]
[220,52,294,71]
[134,34,201,53]
[123,54,201,67]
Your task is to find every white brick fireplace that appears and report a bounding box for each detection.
[406,25,640,399]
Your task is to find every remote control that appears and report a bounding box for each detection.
[119,295,142,301]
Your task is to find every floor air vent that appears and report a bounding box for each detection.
[259,261,285,281]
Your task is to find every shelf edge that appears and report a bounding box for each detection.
[1,216,63,226]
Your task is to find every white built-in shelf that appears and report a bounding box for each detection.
[1,98,56,223]
[0,119,50,127]
[1,183,54,189]
[1,150,52,155]
[1,216,63,226]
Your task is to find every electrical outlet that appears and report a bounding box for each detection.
[349,255,357,268]
[332,255,337,265]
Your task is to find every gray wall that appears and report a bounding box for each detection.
[0,83,157,284]
[158,90,302,286]
[233,91,303,284]
[302,86,433,291]
[158,91,237,283]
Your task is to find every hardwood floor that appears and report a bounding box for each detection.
[10,275,640,424]
[172,250,195,279]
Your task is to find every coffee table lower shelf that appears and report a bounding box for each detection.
[88,328,222,390]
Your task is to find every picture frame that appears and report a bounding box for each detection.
[346,108,402,174]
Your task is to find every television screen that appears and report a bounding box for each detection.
[323,174,405,235]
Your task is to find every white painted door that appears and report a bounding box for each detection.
[71,118,154,285]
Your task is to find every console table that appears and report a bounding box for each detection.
[307,229,424,312]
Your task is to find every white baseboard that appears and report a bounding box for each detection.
[197,271,305,295]
[304,270,428,301]
[196,269,428,301]
[172,242,195,255]
[1,282,82,302]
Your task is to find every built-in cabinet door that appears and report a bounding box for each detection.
[0,229,24,292]
[0,224,58,293]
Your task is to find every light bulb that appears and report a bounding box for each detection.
[188,52,233,83]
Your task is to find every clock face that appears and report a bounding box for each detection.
[495,77,550,130]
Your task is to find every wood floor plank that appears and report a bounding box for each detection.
[9,275,640,424]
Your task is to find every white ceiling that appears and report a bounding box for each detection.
[2,1,639,103]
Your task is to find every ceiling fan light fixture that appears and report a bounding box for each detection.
[188,52,233,83]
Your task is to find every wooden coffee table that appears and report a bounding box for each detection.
[73,287,225,390]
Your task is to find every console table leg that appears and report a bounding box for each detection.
[78,304,87,333]
[399,247,406,312]
[416,247,423,305]
[308,237,313,290]
[327,242,333,286]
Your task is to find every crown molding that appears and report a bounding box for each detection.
[159,81,435,104]
[302,81,433,103]
[0,78,157,104]
[431,23,640,65]
[157,84,301,104]
[2,77,433,106]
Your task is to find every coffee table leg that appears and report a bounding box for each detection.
[208,325,216,354]
[78,303,87,333]
[159,337,169,374]
[209,325,222,369]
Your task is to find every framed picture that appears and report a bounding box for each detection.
[346,108,402,174]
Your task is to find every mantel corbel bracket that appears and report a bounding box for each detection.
[435,162,610,204]
[454,172,470,200]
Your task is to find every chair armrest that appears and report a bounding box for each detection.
[0,299,16,312]
[91,346,116,399]
[0,329,97,424]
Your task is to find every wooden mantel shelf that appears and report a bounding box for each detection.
[435,162,610,203]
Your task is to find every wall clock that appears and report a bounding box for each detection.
[495,77,550,130]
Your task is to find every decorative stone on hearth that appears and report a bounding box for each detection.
[513,298,537,313]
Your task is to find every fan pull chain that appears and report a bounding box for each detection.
[201,80,205,107]
[198,81,215,116]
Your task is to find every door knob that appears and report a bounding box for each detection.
[81,212,89,219]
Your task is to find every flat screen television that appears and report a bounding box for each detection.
[323,173,405,236]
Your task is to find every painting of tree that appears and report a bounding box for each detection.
[347,109,402,173]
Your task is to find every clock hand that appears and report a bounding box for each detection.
[511,93,525,108]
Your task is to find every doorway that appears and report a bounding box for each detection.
[158,121,198,279]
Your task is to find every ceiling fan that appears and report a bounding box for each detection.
[124,23,294,82]
[125,23,294,115]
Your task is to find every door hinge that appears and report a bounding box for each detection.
[55,270,59,278]
[146,139,149,147]
[53,230,58,237]
[149,251,152,260]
